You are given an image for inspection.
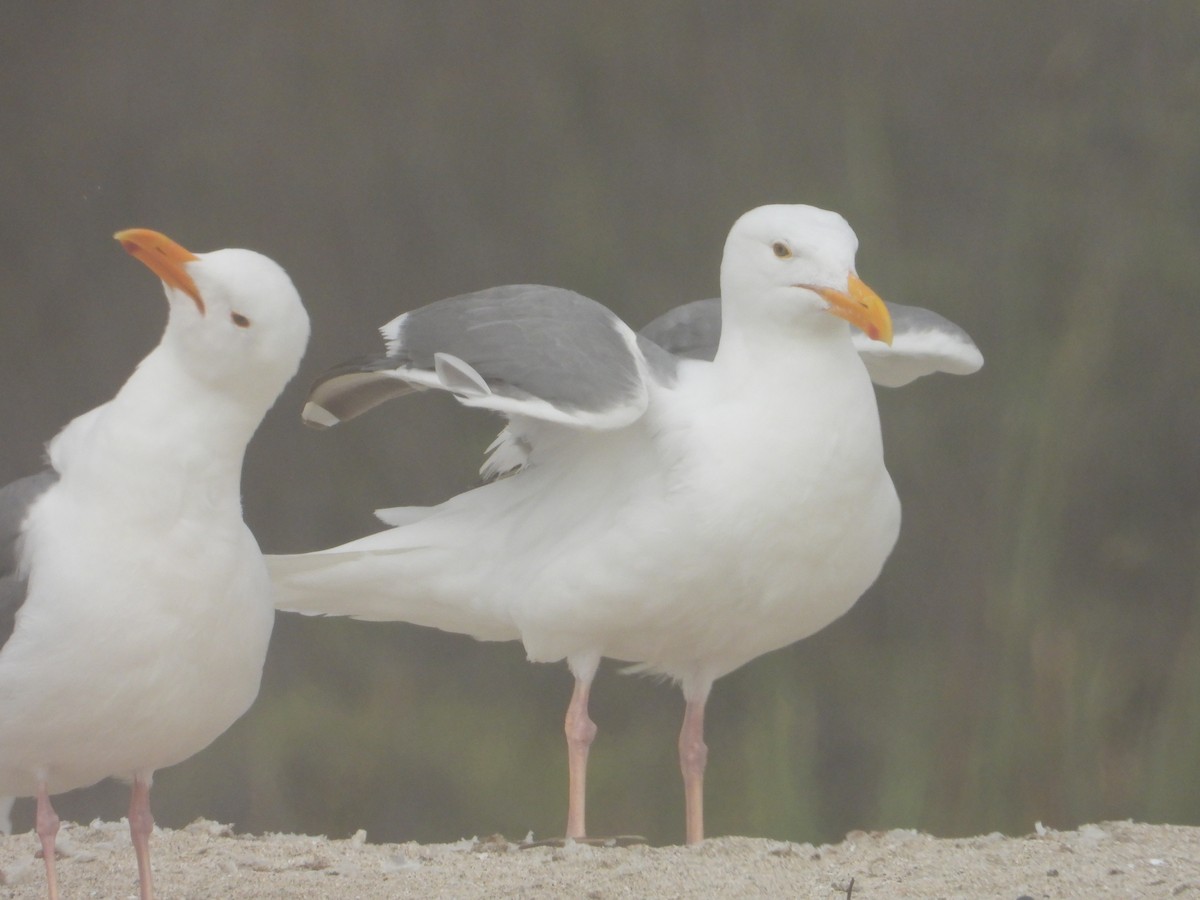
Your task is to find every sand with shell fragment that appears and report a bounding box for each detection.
[2,820,1199,898]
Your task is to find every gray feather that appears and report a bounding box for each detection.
[639,298,983,387]
[639,298,722,362]
[305,285,650,428]
[0,470,58,652]
[389,285,642,411]
[304,355,419,428]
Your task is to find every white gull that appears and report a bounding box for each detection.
[269,204,981,843]
[0,229,309,897]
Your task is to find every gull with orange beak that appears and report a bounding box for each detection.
[0,230,308,898]
[269,204,981,845]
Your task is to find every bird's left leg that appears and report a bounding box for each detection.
[679,679,713,845]
[127,772,155,900]
[34,783,60,900]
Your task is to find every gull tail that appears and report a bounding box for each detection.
[267,549,380,615]
[266,544,517,643]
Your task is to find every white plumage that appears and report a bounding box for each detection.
[0,230,309,899]
[270,204,981,844]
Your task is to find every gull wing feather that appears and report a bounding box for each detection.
[639,298,983,386]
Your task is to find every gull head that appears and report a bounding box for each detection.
[719,205,892,344]
[116,229,311,405]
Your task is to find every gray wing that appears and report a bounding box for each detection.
[0,470,58,653]
[638,298,984,387]
[638,298,722,361]
[303,285,653,432]
[851,302,984,387]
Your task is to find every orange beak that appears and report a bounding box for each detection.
[807,273,893,345]
[114,228,204,314]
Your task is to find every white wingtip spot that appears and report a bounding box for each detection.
[302,402,341,429]
[380,312,407,354]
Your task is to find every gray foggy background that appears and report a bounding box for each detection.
[1,2,1198,847]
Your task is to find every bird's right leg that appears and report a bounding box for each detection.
[679,676,714,845]
[35,782,60,900]
[128,772,156,900]
[564,653,600,839]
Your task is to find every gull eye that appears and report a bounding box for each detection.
[772,241,792,259]
[231,312,251,328]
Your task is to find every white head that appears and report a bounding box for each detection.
[116,229,311,410]
[719,204,891,344]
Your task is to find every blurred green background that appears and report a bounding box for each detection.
[2,1,1198,848]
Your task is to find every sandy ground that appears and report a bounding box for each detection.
[2,819,1198,898]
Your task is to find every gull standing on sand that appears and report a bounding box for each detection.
[0,230,309,898]
[269,204,982,844]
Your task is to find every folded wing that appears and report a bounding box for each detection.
[0,471,58,652]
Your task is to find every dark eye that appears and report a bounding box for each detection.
[231,312,251,328]
[772,241,792,259]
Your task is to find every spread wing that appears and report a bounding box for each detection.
[299,285,689,487]
[303,284,660,431]
[639,298,984,387]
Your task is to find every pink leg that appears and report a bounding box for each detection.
[35,783,60,900]
[679,691,710,845]
[564,656,600,840]
[564,675,598,839]
[128,773,155,900]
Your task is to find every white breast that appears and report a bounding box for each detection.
[0,476,273,796]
